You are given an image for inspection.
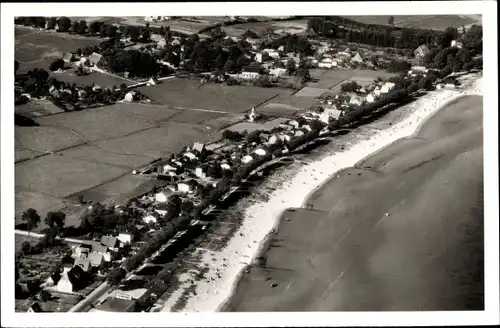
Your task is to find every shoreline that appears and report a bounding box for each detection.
[158,75,482,312]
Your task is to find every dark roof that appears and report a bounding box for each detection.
[95,297,137,312]
[242,64,262,73]
[28,302,43,312]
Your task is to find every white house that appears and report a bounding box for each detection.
[351,52,363,63]
[183,152,198,161]
[253,148,267,156]
[143,213,159,224]
[163,164,177,174]
[319,108,342,124]
[269,67,287,77]
[220,163,231,170]
[380,82,396,94]
[262,49,280,59]
[195,167,206,179]
[450,40,464,48]
[177,183,191,193]
[288,120,300,129]
[294,130,305,137]
[154,208,168,217]
[278,45,285,52]
[255,53,263,63]
[445,83,456,89]
[242,155,253,164]
[155,191,170,203]
[267,135,279,145]
[350,95,363,106]
[373,86,382,97]
[366,92,377,103]
[117,233,133,245]
[124,91,135,102]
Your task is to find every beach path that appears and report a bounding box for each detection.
[227,95,484,311]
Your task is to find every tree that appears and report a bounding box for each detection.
[463,61,475,71]
[223,60,236,73]
[407,82,420,94]
[107,267,127,285]
[180,200,195,214]
[49,59,65,71]
[222,129,242,141]
[77,20,88,35]
[57,17,72,33]
[46,17,57,30]
[21,241,32,255]
[70,21,80,34]
[296,67,310,84]
[341,81,361,93]
[15,60,19,75]
[388,16,395,26]
[286,58,296,76]
[39,290,51,302]
[45,211,66,230]
[141,28,151,42]
[21,208,41,235]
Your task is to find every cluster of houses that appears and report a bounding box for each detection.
[40,233,138,295]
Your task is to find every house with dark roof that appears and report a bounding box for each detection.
[27,302,43,313]
[56,265,89,294]
[414,44,431,62]
[91,297,137,312]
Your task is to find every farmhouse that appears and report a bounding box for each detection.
[261,48,280,59]
[192,142,205,153]
[117,232,134,245]
[451,40,464,48]
[101,235,119,250]
[195,167,207,178]
[288,120,300,129]
[220,163,231,170]
[242,155,253,164]
[92,244,112,262]
[89,52,107,67]
[253,148,267,156]
[366,92,377,103]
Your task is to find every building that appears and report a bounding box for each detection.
[319,107,342,124]
[295,130,305,137]
[269,67,287,77]
[288,120,300,129]
[101,236,119,250]
[255,53,263,63]
[89,52,107,67]
[262,48,280,59]
[450,40,464,48]
[253,148,267,156]
[183,152,198,161]
[365,92,377,103]
[117,233,134,245]
[238,65,262,80]
[349,95,363,106]
[88,252,105,267]
[56,266,89,294]
[92,244,112,262]
[143,213,159,224]
[242,155,253,164]
[74,259,91,272]
[192,142,205,153]
[195,167,207,179]
[27,302,43,313]
[155,191,170,203]
[123,91,135,102]
[92,297,137,312]
[318,57,338,69]
[74,244,92,258]
[177,183,191,193]
[220,163,231,170]
[380,82,396,94]
[147,77,159,86]
[350,52,363,64]
[414,44,431,62]
[62,52,74,63]
[48,85,60,98]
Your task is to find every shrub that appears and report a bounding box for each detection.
[49,59,65,71]
[463,62,475,71]
[222,129,243,141]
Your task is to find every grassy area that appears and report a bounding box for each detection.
[15,27,100,73]
[342,15,479,30]
[136,79,285,113]
[52,70,135,89]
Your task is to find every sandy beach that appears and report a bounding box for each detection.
[160,75,483,312]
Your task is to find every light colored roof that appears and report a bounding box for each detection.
[101,235,118,248]
[74,259,90,271]
[88,253,104,266]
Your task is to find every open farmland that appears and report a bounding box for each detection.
[15,100,65,119]
[52,70,136,88]
[15,27,101,73]
[136,79,286,113]
[222,19,308,37]
[342,15,481,30]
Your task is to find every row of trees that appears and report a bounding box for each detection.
[307,16,482,56]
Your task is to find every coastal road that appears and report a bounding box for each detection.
[227,95,484,311]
